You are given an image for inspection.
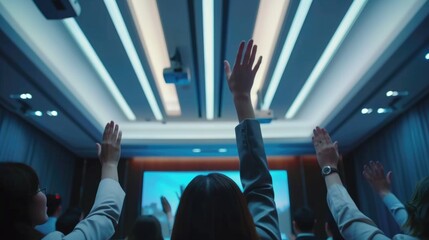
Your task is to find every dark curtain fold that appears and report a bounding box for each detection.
[0,106,78,209]
[346,94,429,237]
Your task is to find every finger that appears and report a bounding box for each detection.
[224,60,232,80]
[322,128,332,144]
[333,141,338,151]
[235,41,245,66]
[96,143,101,157]
[102,122,109,141]
[362,170,369,179]
[363,164,374,178]
[375,161,384,176]
[249,44,257,66]
[243,39,253,65]
[365,162,375,176]
[116,130,122,146]
[252,56,262,75]
[112,123,119,142]
[386,171,392,184]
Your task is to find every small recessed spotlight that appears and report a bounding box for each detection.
[18,93,32,99]
[34,111,43,117]
[218,148,227,153]
[386,91,398,97]
[47,110,58,117]
[361,108,373,114]
[377,108,393,114]
[425,53,429,60]
[192,148,201,153]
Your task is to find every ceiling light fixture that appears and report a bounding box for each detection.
[192,148,202,153]
[361,108,372,114]
[202,0,214,120]
[21,93,32,99]
[46,110,58,116]
[377,107,393,114]
[103,0,164,120]
[261,0,311,110]
[34,111,43,117]
[127,0,181,117]
[386,90,398,97]
[218,148,227,153]
[285,0,368,119]
[425,53,429,60]
[62,19,137,121]
[386,90,408,97]
[252,0,292,109]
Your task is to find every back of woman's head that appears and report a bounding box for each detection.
[171,173,259,240]
[405,176,429,239]
[129,215,163,240]
[0,162,44,239]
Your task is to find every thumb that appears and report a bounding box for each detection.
[224,60,231,80]
[333,141,339,151]
[386,171,392,184]
[96,143,101,157]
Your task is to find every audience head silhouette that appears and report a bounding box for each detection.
[405,176,429,239]
[46,193,62,217]
[0,162,47,240]
[171,173,259,240]
[129,215,163,240]
[293,207,316,233]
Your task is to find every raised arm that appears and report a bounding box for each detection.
[363,161,408,229]
[312,127,390,240]
[225,40,281,240]
[45,121,125,240]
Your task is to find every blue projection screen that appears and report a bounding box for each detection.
[142,170,291,239]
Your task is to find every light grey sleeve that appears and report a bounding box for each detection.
[327,184,390,240]
[382,192,409,232]
[236,119,281,240]
[43,178,125,240]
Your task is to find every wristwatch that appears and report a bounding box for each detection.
[321,166,338,177]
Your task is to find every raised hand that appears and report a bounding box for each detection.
[97,121,122,166]
[363,161,392,197]
[96,121,122,181]
[312,127,339,168]
[225,40,262,121]
[224,39,262,98]
[161,196,172,214]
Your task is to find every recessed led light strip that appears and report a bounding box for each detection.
[127,0,182,117]
[63,18,137,121]
[203,0,214,120]
[104,0,163,120]
[285,0,368,119]
[261,0,312,110]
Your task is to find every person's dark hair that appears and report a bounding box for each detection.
[404,176,429,239]
[46,194,62,216]
[129,215,163,240]
[56,207,83,235]
[293,207,316,232]
[0,162,45,240]
[171,173,259,240]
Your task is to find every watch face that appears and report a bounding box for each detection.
[322,166,331,175]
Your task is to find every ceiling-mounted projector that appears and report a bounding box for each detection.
[33,0,81,19]
[163,48,190,85]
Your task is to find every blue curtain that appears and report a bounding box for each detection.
[346,94,429,237]
[0,107,78,209]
